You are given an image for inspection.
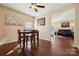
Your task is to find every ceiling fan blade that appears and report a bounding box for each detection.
[34,8,38,12]
[37,5,45,8]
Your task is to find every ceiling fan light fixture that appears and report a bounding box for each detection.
[31,3,37,9]
[32,5,37,9]
[29,3,45,12]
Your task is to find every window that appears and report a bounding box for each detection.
[25,22,33,30]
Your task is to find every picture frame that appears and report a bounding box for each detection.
[5,14,23,26]
[61,22,70,28]
[5,14,17,25]
[37,18,45,26]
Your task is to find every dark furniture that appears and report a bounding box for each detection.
[57,29,74,37]
[17,30,39,49]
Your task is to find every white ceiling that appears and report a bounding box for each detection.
[51,8,75,22]
[0,3,70,17]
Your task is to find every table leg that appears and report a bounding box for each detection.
[18,37,21,48]
[23,38,25,50]
[31,36,33,48]
[26,37,28,48]
[37,32,39,47]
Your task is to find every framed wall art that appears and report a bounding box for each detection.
[61,22,70,28]
[5,14,23,26]
[37,17,45,26]
[5,14,17,25]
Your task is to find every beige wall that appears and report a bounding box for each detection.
[34,4,75,41]
[74,4,79,48]
[0,5,34,44]
[0,10,5,40]
[34,14,51,41]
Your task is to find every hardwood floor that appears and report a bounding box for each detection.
[0,42,18,56]
[0,36,79,56]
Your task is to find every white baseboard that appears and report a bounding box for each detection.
[74,44,79,49]
[40,38,51,41]
[0,38,17,45]
[0,38,51,45]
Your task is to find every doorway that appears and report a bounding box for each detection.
[51,8,75,45]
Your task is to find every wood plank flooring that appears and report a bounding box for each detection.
[0,36,79,56]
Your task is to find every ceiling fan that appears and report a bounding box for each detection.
[29,3,45,12]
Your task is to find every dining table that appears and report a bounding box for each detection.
[18,30,39,49]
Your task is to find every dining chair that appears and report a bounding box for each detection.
[17,30,25,49]
[24,30,39,47]
[17,30,21,48]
